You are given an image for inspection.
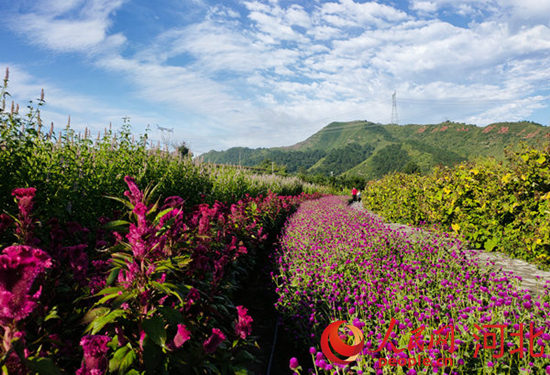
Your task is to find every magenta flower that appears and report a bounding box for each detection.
[0,245,51,325]
[203,328,226,354]
[11,187,38,245]
[11,187,36,215]
[235,305,253,339]
[173,324,191,348]
[123,176,143,205]
[161,196,185,210]
[76,335,110,375]
[289,357,299,369]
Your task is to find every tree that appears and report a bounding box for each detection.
[177,141,192,158]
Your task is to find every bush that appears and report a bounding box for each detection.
[363,144,550,266]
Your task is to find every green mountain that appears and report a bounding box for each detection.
[201,121,550,180]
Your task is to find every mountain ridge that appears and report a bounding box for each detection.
[201,120,550,180]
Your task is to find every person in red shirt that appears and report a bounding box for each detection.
[351,187,358,202]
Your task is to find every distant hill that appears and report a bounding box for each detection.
[201,121,550,180]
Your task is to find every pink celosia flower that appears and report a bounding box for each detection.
[173,324,191,348]
[161,196,185,210]
[123,176,143,205]
[118,261,140,289]
[76,335,110,375]
[11,188,36,213]
[11,187,38,245]
[0,245,51,325]
[203,328,225,354]
[235,305,253,339]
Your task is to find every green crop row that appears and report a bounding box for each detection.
[0,77,328,230]
[363,144,550,266]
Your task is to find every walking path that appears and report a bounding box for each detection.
[349,201,550,296]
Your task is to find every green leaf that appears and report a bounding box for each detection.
[96,292,123,305]
[96,286,124,296]
[154,207,174,224]
[119,348,137,374]
[151,282,185,304]
[157,307,183,324]
[106,269,120,286]
[104,219,131,230]
[105,195,134,210]
[25,357,61,375]
[109,345,130,373]
[484,237,499,252]
[82,307,110,324]
[143,316,167,347]
[88,309,126,334]
[44,306,60,321]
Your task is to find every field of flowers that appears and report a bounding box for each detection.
[0,174,322,373]
[274,196,550,374]
[362,144,550,266]
[0,74,332,373]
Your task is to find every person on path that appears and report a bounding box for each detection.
[351,187,358,202]
[357,190,361,202]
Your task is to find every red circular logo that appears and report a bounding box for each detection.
[321,320,364,365]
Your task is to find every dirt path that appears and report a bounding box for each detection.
[349,201,550,296]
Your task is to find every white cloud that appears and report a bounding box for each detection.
[8,0,126,53]
[411,1,438,13]
[4,0,550,153]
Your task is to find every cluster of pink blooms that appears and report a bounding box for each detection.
[0,188,52,372]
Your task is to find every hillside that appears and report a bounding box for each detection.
[201,121,550,180]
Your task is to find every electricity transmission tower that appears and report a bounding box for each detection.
[156,124,174,149]
[391,91,399,125]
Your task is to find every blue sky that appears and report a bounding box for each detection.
[1,0,550,154]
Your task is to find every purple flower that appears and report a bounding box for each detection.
[289,357,299,369]
[0,245,51,325]
[203,328,226,354]
[173,324,191,348]
[235,305,253,339]
[76,335,110,375]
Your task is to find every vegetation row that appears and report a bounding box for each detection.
[362,144,550,266]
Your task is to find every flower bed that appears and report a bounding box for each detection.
[0,178,322,373]
[275,196,550,374]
